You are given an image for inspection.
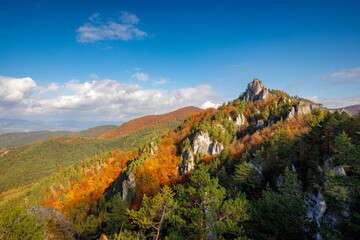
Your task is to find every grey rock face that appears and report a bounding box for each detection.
[333,166,346,176]
[122,172,136,200]
[209,141,224,156]
[27,205,78,240]
[193,131,212,155]
[192,131,223,156]
[235,113,246,128]
[242,78,272,101]
[296,102,311,115]
[305,189,327,226]
[180,150,195,175]
[256,120,265,129]
[276,174,284,188]
[249,163,263,180]
[286,107,296,120]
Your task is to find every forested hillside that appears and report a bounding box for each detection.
[98,106,202,139]
[0,125,118,148]
[1,79,359,240]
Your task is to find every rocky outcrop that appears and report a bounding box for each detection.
[333,166,346,176]
[286,107,296,120]
[296,102,311,115]
[305,189,327,226]
[249,163,263,181]
[149,141,158,155]
[235,114,246,128]
[242,78,272,102]
[276,174,284,188]
[180,150,195,175]
[192,131,223,156]
[256,120,265,129]
[209,141,224,155]
[27,205,78,240]
[122,172,136,201]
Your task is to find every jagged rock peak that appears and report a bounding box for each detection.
[242,78,271,101]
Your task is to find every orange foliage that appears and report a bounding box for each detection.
[134,136,180,203]
[43,150,139,216]
[98,106,202,140]
[230,115,310,159]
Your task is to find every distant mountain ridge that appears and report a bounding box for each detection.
[98,106,202,139]
[329,104,360,116]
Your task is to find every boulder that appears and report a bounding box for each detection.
[242,78,272,102]
[333,166,346,176]
[27,205,78,240]
[122,172,136,200]
[180,150,195,175]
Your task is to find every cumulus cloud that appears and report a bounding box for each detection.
[0,75,36,103]
[0,76,220,121]
[76,11,147,43]
[201,101,220,109]
[307,95,360,108]
[132,72,149,81]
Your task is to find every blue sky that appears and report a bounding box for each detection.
[0,0,359,122]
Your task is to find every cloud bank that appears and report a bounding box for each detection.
[76,11,147,43]
[0,75,220,121]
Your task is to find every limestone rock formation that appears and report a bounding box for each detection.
[242,78,272,101]
[256,119,265,129]
[27,205,78,240]
[192,131,223,156]
[122,172,136,200]
[209,141,224,155]
[305,189,327,226]
[180,149,195,175]
[235,113,246,128]
[333,166,346,176]
[296,102,311,115]
[286,107,296,120]
[249,163,263,181]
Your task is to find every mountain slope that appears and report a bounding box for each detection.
[98,106,202,140]
[0,125,118,148]
[330,104,360,116]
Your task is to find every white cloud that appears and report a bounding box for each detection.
[201,101,220,109]
[134,67,144,71]
[131,72,149,81]
[0,76,220,121]
[76,11,147,43]
[153,78,169,86]
[307,95,360,108]
[0,75,36,103]
[323,67,360,79]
